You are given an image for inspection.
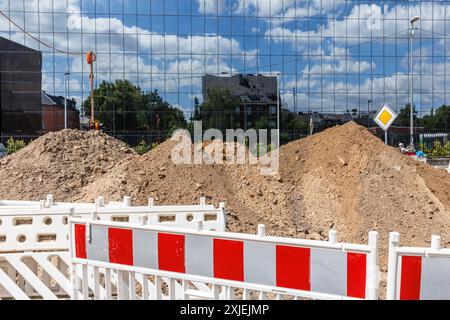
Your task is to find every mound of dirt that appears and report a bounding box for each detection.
[75,123,450,265]
[2,123,450,269]
[76,123,450,265]
[75,137,293,237]
[0,129,135,201]
[280,122,450,265]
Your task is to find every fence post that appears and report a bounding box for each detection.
[148,198,154,207]
[123,196,132,207]
[431,235,441,251]
[367,231,379,300]
[200,197,206,206]
[328,230,337,244]
[96,196,105,208]
[46,194,54,208]
[258,224,266,238]
[219,202,227,230]
[386,232,400,300]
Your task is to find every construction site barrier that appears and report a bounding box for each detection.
[0,251,71,300]
[69,217,379,300]
[0,197,226,253]
[386,232,450,300]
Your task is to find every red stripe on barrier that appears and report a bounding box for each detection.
[74,224,86,259]
[400,256,422,300]
[108,228,133,266]
[213,239,244,281]
[347,252,367,299]
[158,233,186,273]
[276,246,310,291]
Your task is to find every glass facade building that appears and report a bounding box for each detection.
[0,0,449,133]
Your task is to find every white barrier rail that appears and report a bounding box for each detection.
[70,218,379,300]
[0,251,71,300]
[0,197,227,253]
[386,232,450,300]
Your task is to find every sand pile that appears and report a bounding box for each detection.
[1,123,450,265]
[75,137,293,236]
[280,122,450,264]
[0,129,135,201]
[74,122,450,265]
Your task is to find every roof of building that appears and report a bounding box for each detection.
[41,91,55,106]
[42,91,78,112]
[202,74,278,104]
[0,36,41,53]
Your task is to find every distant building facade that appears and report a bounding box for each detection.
[202,74,279,130]
[0,37,42,134]
[42,92,80,132]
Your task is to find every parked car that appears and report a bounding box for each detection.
[0,143,7,158]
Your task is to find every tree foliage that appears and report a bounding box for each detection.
[195,87,241,132]
[394,104,449,131]
[420,105,449,131]
[82,80,187,132]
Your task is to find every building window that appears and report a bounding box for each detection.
[271,106,277,115]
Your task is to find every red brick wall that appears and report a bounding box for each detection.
[42,105,80,132]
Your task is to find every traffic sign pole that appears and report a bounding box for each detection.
[374,104,398,146]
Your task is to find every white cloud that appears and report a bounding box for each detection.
[196,0,226,14]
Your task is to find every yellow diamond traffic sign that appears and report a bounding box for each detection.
[374,104,398,131]
[379,110,392,126]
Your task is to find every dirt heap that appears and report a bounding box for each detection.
[280,122,450,265]
[1,123,450,265]
[0,130,135,201]
[75,137,293,236]
[76,122,450,265]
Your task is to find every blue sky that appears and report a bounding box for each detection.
[0,0,449,118]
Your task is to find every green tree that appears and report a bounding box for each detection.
[199,88,241,132]
[83,80,186,132]
[394,104,419,127]
[420,105,449,131]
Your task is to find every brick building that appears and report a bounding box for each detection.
[41,92,80,132]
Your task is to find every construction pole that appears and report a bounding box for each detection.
[86,51,96,128]
[409,16,420,151]
[64,72,70,129]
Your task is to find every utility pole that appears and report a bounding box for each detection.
[86,51,97,129]
[276,73,281,149]
[64,72,70,129]
[368,99,372,128]
[409,16,420,151]
[293,87,297,114]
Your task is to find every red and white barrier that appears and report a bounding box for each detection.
[70,218,379,300]
[0,197,226,253]
[386,232,450,300]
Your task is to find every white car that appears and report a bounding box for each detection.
[0,143,7,159]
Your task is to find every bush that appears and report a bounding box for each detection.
[421,140,450,158]
[134,140,148,155]
[6,137,26,155]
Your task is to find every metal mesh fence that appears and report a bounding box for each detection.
[0,1,449,137]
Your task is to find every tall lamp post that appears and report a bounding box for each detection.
[64,72,71,129]
[367,99,372,128]
[275,72,281,150]
[409,16,420,151]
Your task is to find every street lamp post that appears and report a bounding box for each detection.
[64,72,71,129]
[276,73,281,150]
[368,99,372,128]
[409,16,420,151]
